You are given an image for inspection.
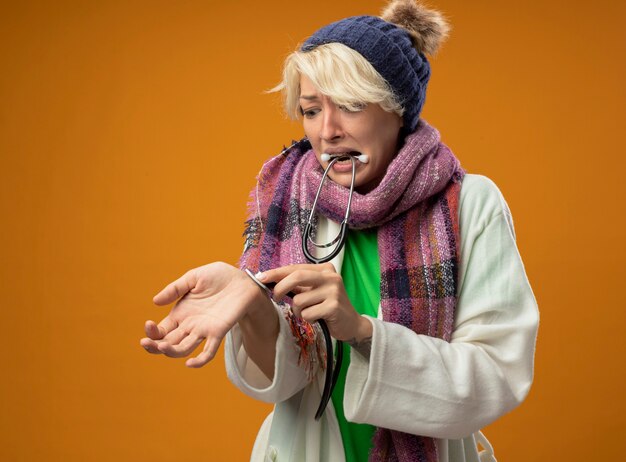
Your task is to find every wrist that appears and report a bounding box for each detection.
[346,316,374,360]
[241,269,275,319]
[243,269,271,296]
[353,314,373,342]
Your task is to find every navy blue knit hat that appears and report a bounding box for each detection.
[301,0,449,133]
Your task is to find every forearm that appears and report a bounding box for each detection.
[237,291,280,381]
[345,317,535,439]
[225,298,316,403]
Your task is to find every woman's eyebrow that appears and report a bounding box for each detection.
[299,94,319,101]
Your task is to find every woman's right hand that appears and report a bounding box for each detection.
[140,262,272,368]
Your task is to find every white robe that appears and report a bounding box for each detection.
[225,174,539,462]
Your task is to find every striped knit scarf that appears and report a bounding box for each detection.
[240,119,464,462]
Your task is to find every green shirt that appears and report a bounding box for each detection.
[331,228,380,462]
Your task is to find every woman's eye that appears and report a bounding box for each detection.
[339,103,366,113]
[300,107,320,118]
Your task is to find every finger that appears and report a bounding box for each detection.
[140,337,162,354]
[186,337,221,368]
[259,262,336,284]
[299,303,330,324]
[145,318,178,340]
[273,270,334,301]
[157,334,203,358]
[161,325,190,345]
[299,297,344,325]
[291,289,326,318]
[292,285,313,294]
[153,270,198,305]
[141,325,187,352]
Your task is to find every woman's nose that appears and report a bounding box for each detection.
[320,107,344,141]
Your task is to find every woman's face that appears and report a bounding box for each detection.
[299,75,403,193]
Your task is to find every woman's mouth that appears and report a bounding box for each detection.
[322,152,363,174]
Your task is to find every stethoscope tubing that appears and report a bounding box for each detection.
[315,319,342,420]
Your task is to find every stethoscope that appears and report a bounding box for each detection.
[247,144,369,420]
[302,151,369,420]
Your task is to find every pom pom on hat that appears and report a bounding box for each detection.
[381,0,450,55]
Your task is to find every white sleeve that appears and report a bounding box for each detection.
[343,175,539,439]
[224,301,321,404]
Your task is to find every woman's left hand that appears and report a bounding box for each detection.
[260,262,372,342]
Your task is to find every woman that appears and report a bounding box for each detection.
[140,1,539,461]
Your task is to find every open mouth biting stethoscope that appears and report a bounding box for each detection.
[303,151,369,420]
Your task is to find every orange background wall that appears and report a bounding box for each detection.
[1,1,624,460]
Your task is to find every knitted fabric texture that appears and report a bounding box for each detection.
[302,15,430,133]
[239,120,464,462]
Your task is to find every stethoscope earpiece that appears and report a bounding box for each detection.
[320,152,369,163]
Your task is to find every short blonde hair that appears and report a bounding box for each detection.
[271,43,404,119]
